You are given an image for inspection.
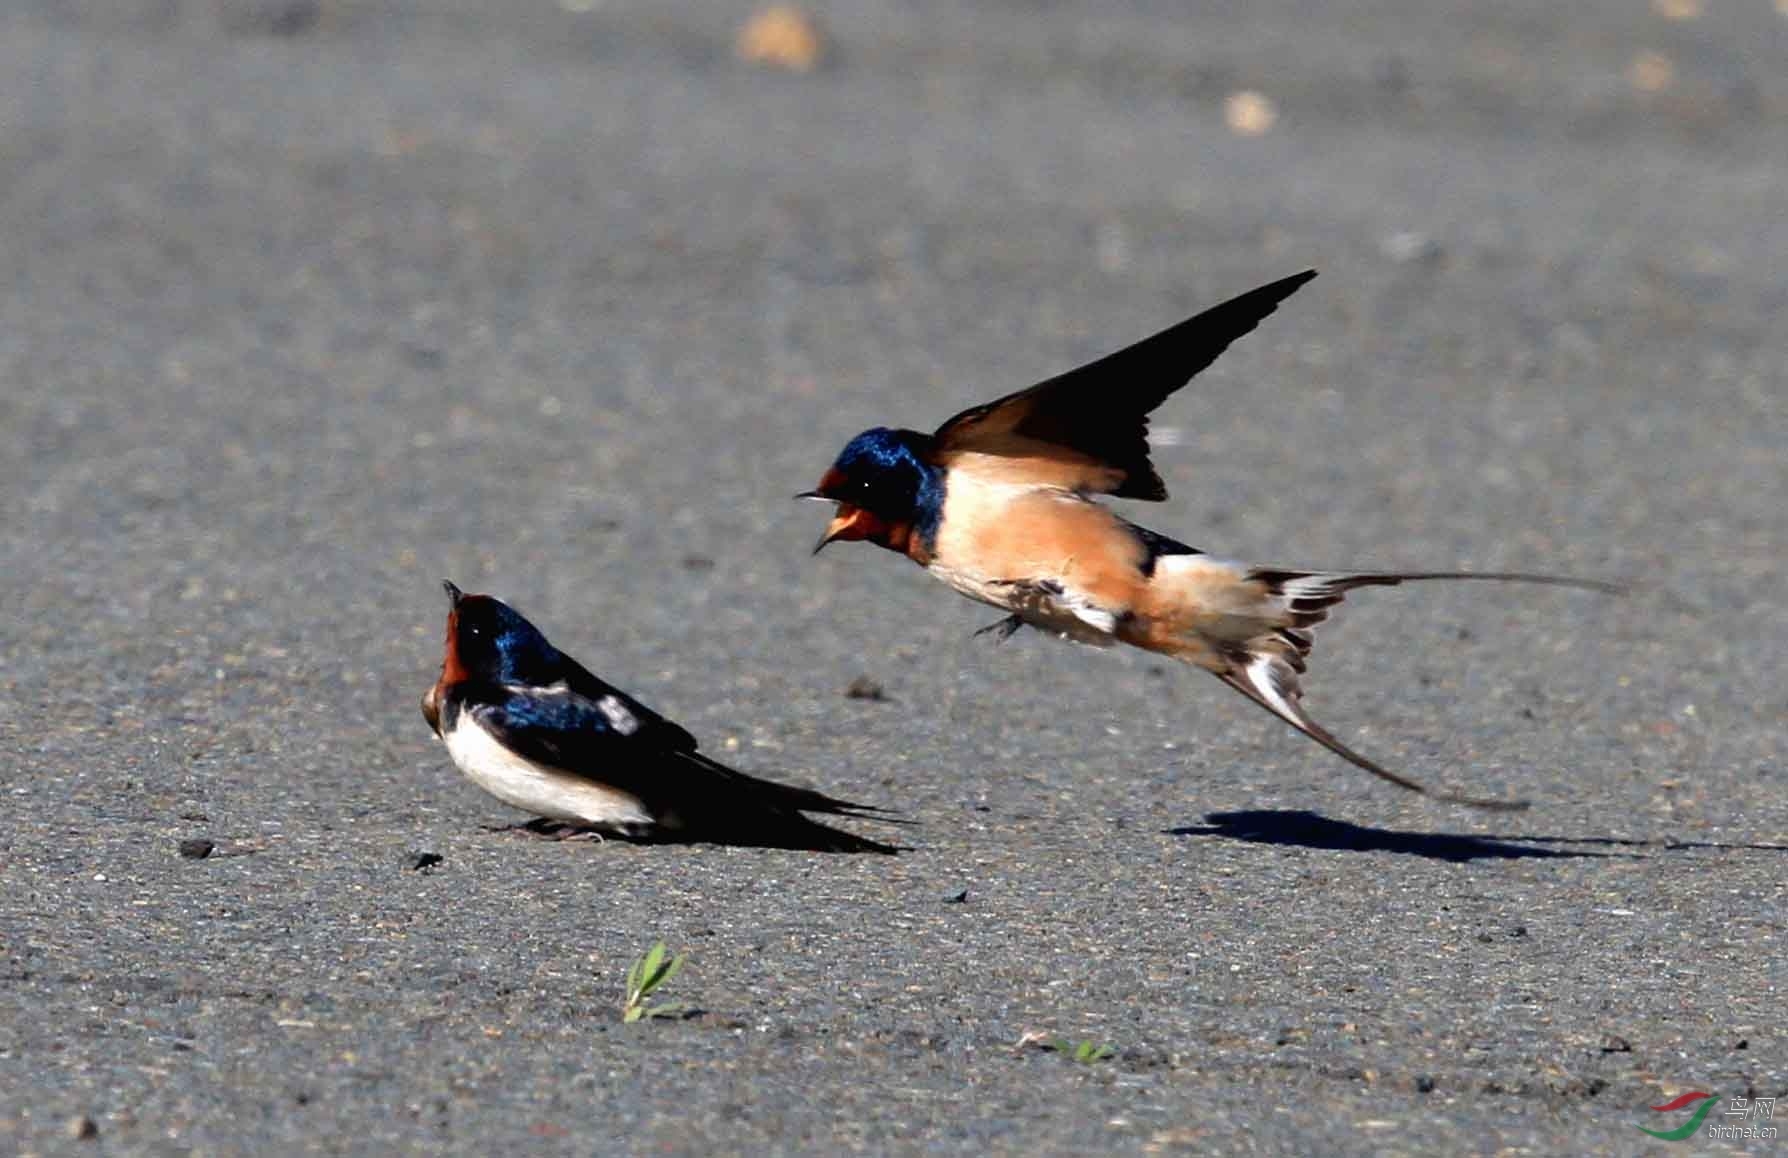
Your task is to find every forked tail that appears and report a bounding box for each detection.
[1207,567,1624,809]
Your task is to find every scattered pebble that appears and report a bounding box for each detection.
[403,343,444,371]
[1223,90,1278,137]
[1627,50,1676,94]
[945,889,969,904]
[1380,231,1444,267]
[681,555,715,572]
[69,1116,99,1141]
[736,6,825,73]
[1374,54,1411,95]
[178,838,216,860]
[845,676,887,702]
[220,0,322,38]
[1602,1035,1633,1053]
[406,851,444,873]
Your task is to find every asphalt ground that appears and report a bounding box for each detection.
[1,1,1784,1154]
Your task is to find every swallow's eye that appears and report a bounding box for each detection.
[466,622,484,638]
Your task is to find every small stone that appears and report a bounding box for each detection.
[178,838,216,860]
[402,343,444,370]
[1374,54,1411,95]
[221,0,322,38]
[945,889,969,904]
[736,6,825,73]
[1601,1034,1632,1053]
[844,676,887,702]
[69,1116,99,1140]
[1380,231,1444,267]
[1223,90,1278,137]
[406,851,444,873]
[1627,50,1676,94]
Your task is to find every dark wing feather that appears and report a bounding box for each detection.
[471,689,651,772]
[473,689,901,824]
[930,269,1317,500]
[554,655,700,752]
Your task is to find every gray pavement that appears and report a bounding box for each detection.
[1,1,1784,1153]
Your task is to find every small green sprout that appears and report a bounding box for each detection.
[621,941,687,1023]
[1054,1038,1116,1064]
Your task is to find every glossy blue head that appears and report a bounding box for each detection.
[803,427,944,558]
[439,581,563,686]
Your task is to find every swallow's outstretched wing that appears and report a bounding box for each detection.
[929,270,1318,499]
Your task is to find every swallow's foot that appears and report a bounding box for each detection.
[988,577,1064,596]
[973,614,1026,643]
[481,818,606,842]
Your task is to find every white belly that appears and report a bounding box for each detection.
[441,714,655,828]
[926,560,1118,647]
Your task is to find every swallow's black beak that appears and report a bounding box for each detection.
[794,490,829,502]
[442,580,463,607]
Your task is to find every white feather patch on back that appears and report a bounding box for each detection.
[442,711,653,827]
[595,694,640,735]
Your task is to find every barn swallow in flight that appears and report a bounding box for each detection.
[801,270,1621,809]
[423,582,900,851]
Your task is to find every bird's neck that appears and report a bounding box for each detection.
[884,463,945,565]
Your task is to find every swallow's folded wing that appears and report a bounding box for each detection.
[472,685,672,777]
[929,270,1316,500]
[475,688,903,830]
[554,657,701,751]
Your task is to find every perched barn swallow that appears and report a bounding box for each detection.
[802,270,1621,809]
[423,582,899,851]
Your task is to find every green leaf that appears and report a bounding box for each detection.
[651,950,685,992]
[638,942,668,988]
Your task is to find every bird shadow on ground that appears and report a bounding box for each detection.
[1165,809,1788,863]
[486,817,904,855]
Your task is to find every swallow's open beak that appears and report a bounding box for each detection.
[813,505,882,554]
[442,579,464,607]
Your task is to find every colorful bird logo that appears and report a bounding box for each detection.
[1636,1091,1720,1140]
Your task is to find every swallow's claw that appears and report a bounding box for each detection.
[973,615,1026,642]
